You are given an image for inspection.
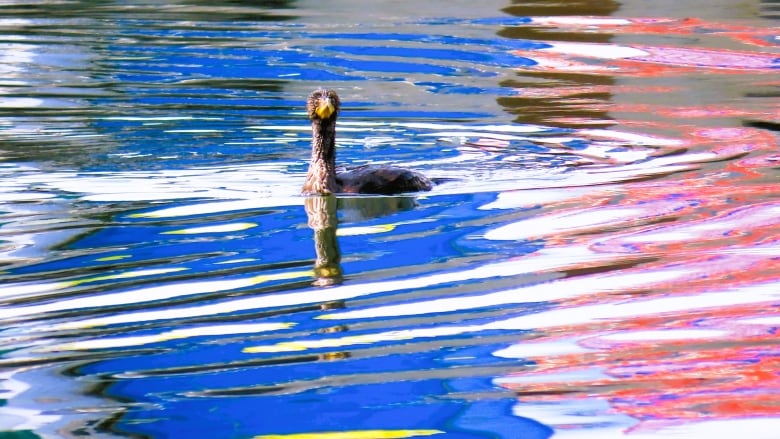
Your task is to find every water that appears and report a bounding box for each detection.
[1,1,779,438]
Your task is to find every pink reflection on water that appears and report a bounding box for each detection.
[496,277,780,435]
[490,17,780,426]
[492,182,780,434]
[525,16,780,48]
[515,42,779,76]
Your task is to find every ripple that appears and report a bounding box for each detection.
[2,2,780,438]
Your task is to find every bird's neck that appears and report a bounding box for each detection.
[303,121,340,194]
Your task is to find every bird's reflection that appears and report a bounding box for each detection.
[304,195,419,286]
[305,195,342,287]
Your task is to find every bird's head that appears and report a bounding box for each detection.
[307,88,340,122]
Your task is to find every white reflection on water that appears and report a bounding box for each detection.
[240,279,778,351]
[42,323,292,351]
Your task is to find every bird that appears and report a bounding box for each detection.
[302,88,433,195]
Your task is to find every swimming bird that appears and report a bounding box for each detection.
[302,88,433,195]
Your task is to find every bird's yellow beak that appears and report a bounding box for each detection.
[316,98,335,120]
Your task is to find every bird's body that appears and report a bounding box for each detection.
[336,164,433,195]
[302,89,433,195]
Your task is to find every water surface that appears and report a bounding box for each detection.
[1,1,779,438]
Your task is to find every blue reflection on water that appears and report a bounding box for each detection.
[76,323,550,438]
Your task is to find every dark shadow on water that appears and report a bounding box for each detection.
[337,196,420,222]
[496,0,620,129]
[502,0,619,17]
[0,0,300,21]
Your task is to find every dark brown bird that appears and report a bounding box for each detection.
[302,88,433,195]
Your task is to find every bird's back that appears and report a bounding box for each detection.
[336,165,433,195]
